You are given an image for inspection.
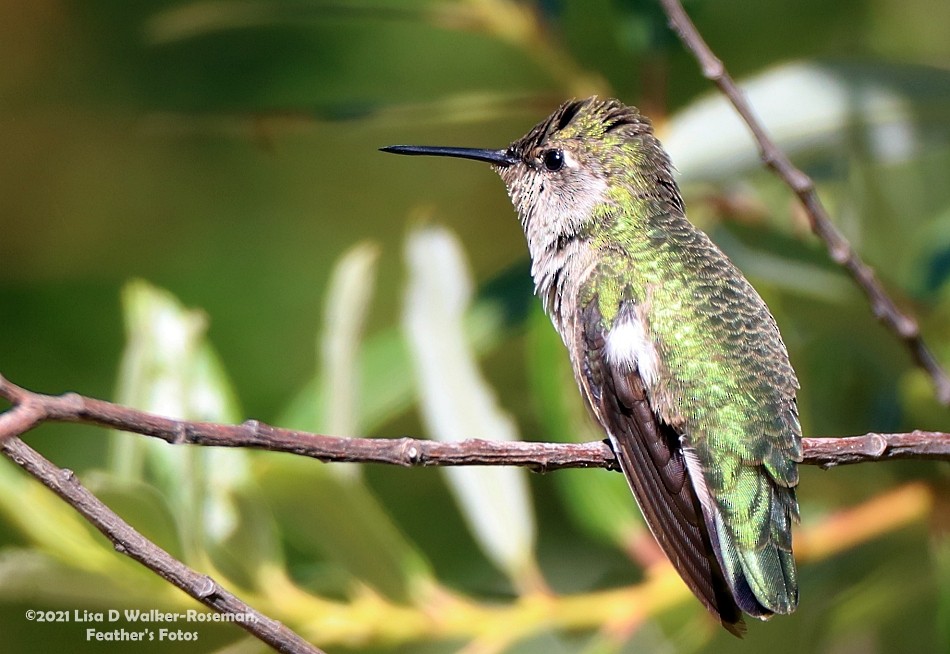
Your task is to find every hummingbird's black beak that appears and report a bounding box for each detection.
[380,145,519,167]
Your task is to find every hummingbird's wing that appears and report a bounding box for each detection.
[573,297,745,635]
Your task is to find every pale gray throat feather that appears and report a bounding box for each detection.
[531,239,595,341]
[502,164,608,337]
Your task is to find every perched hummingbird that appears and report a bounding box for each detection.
[382,97,801,634]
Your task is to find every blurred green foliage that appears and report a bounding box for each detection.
[1,0,949,652]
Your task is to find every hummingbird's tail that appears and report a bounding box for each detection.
[692,466,799,619]
[603,422,749,635]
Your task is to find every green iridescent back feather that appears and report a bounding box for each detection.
[588,99,801,614]
[505,97,802,616]
[591,215,802,613]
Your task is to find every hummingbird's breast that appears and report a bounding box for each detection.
[529,236,598,343]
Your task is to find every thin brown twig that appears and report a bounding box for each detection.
[657,0,950,406]
[0,384,325,654]
[1,377,948,470]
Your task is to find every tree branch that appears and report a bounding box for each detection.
[0,375,946,652]
[657,0,950,406]
[0,381,325,654]
[2,376,947,470]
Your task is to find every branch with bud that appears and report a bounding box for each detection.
[0,431,324,654]
[1,374,948,653]
[1,377,948,470]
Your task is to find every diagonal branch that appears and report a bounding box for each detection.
[1,376,948,469]
[0,382,324,654]
[658,0,950,406]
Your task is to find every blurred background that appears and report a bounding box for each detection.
[1,0,949,652]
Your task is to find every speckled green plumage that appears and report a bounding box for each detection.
[591,211,801,613]
[497,97,802,629]
[383,96,802,634]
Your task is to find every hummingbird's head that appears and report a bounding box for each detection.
[382,97,681,255]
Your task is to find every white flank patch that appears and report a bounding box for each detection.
[605,312,660,388]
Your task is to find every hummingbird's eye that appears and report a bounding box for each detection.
[541,149,564,172]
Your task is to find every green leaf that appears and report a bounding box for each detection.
[205,482,286,590]
[937,527,950,653]
[265,244,433,599]
[402,224,538,588]
[0,549,160,606]
[0,460,152,586]
[82,471,183,561]
[111,279,252,563]
[319,241,380,442]
[277,265,527,435]
[256,455,432,601]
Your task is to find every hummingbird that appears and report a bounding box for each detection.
[382,97,802,634]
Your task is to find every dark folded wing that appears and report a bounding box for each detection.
[574,297,745,635]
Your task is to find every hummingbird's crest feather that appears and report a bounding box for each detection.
[514,97,653,154]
